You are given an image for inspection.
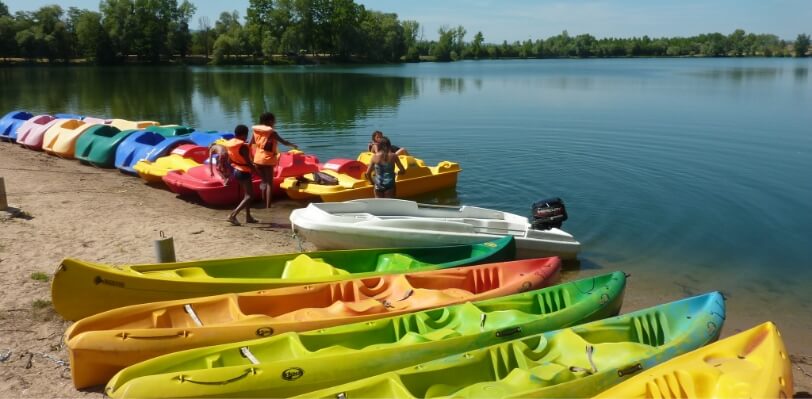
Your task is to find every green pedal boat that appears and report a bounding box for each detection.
[52,236,514,321]
[295,291,726,399]
[105,272,627,398]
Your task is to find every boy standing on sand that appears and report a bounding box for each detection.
[252,112,298,208]
[225,125,258,225]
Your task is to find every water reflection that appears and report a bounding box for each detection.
[439,78,465,94]
[0,67,197,123]
[794,67,809,82]
[692,67,782,81]
[0,67,418,132]
[192,68,418,131]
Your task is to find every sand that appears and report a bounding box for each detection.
[0,143,810,397]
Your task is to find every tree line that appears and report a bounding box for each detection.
[0,0,809,64]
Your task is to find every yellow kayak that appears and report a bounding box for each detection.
[281,152,460,202]
[133,154,201,183]
[594,321,793,398]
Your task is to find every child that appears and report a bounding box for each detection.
[225,125,258,225]
[365,136,406,198]
[368,130,408,156]
[252,112,298,208]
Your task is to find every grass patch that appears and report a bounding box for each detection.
[32,299,51,309]
[30,272,49,282]
[31,299,56,321]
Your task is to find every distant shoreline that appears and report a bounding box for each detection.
[1,53,807,67]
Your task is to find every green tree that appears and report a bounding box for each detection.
[100,0,135,60]
[401,20,419,60]
[246,0,273,58]
[431,26,454,61]
[728,29,746,56]
[194,16,213,59]
[470,31,483,59]
[0,15,15,59]
[75,10,114,63]
[795,33,810,57]
[168,0,196,59]
[0,1,9,17]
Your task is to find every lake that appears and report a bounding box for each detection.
[2,58,811,345]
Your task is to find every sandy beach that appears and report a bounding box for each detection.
[1,142,810,397]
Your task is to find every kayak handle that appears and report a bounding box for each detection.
[617,363,643,377]
[495,326,522,338]
[176,368,257,385]
[118,331,190,340]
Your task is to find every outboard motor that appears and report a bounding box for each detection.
[531,197,568,230]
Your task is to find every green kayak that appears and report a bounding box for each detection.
[295,291,725,398]
[105,272,627,398]
[52,236,514,321]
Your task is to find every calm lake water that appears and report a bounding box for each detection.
[2,58,811,343]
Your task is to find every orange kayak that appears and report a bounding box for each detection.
[66,258,560,388]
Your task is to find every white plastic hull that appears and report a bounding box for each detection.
[290,199,581,260]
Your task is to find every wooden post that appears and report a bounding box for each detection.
[153,231,176,263]
[0,177,7,211]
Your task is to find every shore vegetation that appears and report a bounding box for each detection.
[0,0,808,65]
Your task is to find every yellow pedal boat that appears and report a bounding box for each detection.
[133,155,201,183]
[281,152,460,202]
[595,321,793,398]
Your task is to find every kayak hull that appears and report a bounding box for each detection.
[66,258,558,388]
[104,272,625,398]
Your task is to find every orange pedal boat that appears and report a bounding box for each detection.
[65,258,560,388]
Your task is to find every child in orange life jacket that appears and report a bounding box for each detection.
[252,112,298,208]
[225,125,258,226]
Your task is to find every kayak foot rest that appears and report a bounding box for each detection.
[375,253,426,272]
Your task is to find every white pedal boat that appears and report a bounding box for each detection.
[290,199,581,259]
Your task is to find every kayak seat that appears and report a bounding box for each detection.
[281,254,349,279]
[374,253,428,273]
[173,267,213,279]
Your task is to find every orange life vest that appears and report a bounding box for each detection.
[252,125,278,166]
[223,138,251,173]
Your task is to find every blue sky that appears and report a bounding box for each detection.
[5,0,811,41]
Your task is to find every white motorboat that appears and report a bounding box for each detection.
[290,199,580,259]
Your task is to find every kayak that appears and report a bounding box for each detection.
[51,236,515,321]
[290,198,581,259]
[74,127,138,167]
[594,321,793,398]
[293,292,726,399]
[42,118,99,158]
[66,257,559,388]
[0,110,33,141]
[103,271,625,397]
[280,153,460,202]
